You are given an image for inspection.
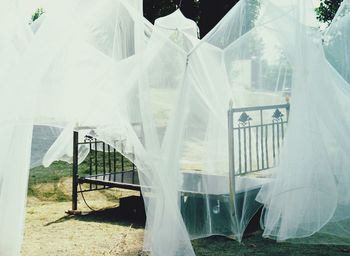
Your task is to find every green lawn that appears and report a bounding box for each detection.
[193,233,350,256]
[28,149,134,201]
[28,161,72,201]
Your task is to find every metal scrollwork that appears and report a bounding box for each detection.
[238,112,252,126]
[272,109,284,122]
[84,129,97,142]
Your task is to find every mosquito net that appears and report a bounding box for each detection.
[0,1,36,254]
[1,0,350,255]
[30,0,149,167]
[155,8,199,38]
[324,0,350,84]
[0,0,148,254]
[135,1,294,254]
[135,0,350,254]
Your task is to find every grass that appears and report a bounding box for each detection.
[193,233,350,256]
[28,161,72,201]
[28,149,134,201]
[29,161,71,185]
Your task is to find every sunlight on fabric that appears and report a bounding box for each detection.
[1,0,350,255]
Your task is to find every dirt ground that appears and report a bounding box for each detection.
[22,195,350,256]
[22,177,350,256]
[22,187,147,256]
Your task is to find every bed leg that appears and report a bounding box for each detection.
[228,101,236,216]
[72,131,79,211]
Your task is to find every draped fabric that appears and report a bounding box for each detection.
[324,0,350,84]
[1,0,350,255]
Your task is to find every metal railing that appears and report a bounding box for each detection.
[228,102,290,209]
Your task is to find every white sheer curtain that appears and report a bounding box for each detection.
[324,0,350,84]
[2,0,350,255]
[257,0,350,245]
[0,0,147,254]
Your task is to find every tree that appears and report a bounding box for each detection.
[143,0,200,28]
[143,0,244,38]
[315,0,343,25]
[31,8,45,23]
[197,0,239,36]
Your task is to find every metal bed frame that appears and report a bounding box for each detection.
[69,102,290,222]
[179,102,290,236]
[227,102,290,209]
[180,102,290,236]
[70,130,140,213]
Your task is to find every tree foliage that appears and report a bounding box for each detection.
[315,0,343,25]
[143,0,247,38]
[31,8,45,23]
